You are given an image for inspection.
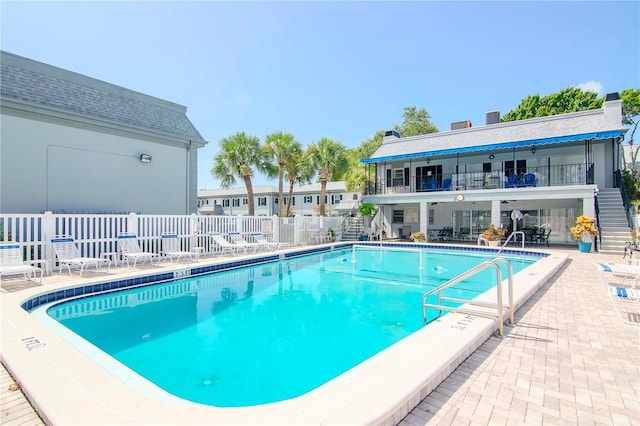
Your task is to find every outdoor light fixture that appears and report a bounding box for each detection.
[139,154,152,163]
[489,154,495,160]
[456,194,464,201]
[531,146,536,154]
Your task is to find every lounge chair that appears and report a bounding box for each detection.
[51,236,111,276]
[250,232,284,251]
[227,232,259,253]
[210,233,244,256]
[0,242,43,284]
[161,234,195,262]
[117,234,160,268]
[608,286,640,303]
[595,263,640,287]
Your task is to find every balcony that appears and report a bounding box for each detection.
[366,163,594,195]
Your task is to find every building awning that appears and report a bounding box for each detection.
[361,130,625,164]
[333,200,359,212]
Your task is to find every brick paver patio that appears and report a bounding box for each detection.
[2,248,639,425]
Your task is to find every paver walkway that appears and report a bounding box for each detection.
[1,248,639,425]
[401,249,640,425]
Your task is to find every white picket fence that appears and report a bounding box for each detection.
[0,212,344,272]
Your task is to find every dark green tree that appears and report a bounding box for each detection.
[211,132,275,216]
[304,138,349,216]
[264,131,302,217]
[621,89,640,175]
[394,106,439,137]
[501,87,602,122]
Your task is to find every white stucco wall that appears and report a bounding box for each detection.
[1,113,189,214]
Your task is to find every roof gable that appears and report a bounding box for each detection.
[0,51,206,142]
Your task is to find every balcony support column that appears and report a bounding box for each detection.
[491,199,502,228]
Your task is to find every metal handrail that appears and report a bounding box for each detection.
[421,257,514,336]
[496,231,525,256]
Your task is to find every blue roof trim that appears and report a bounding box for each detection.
[361,130,624,164]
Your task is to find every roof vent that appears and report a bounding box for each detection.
[451,120,472,130]
[384,130,400,138]
[486,110,500,125]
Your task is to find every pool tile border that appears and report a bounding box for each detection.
[21,243,547,313]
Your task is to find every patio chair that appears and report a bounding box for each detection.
[521,173,537,187]
[227,232,260,253]
[537,228,551,246]
[427,178,439,191]
[505,174,519,188]
[250,232,284,251]
[51,236,111,276]
[0,242,43,284]
[441,178,452,191]
[117,234,160,268]
[595,263,640,288]
[161,234,195,262]
[210,233,244,256]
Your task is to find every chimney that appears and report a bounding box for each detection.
[486,110,500,125]
[383,130,401,141]
[603,92,622,125]
[451,120,472,131]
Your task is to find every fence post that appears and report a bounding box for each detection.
[272,215,280,243]
[294,216,301,246]
[128,212,138,236]
[190,213,201,251]
[43,211,55,273]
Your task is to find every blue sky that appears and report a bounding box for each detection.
[2,1,639,190]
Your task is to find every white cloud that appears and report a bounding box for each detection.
[575,80,603,95]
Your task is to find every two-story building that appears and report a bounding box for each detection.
[197,181,359,216]
[1,51,208,215]
[362,94,627,248]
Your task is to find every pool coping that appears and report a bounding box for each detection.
[0,243,569,425]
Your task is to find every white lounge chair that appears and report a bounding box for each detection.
[161,234,195,262]
[0,242,43,284]
[51,236,111,276]
[117,234,160,267]
[210,234,243,256]
[227,232,259,253]
[595,263,640,287]
[250,232,284,251]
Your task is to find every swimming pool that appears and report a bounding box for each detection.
[3,242,567,424]
[44,246,535,407]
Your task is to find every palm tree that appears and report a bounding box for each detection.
[304,138,349,216]
[210,132,274,216]
[264,131,301,217]
[283,144,312,216]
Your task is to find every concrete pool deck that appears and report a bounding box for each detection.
[1,245,638,425]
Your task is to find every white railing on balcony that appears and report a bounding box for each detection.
[0,212,345,272]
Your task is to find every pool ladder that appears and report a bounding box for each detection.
[496,231,525,256]
[421,258,514,336]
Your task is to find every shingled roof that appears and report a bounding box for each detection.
[364,99,625,163]
[0,51,206,143]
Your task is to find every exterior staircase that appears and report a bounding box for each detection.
[341,215,364,241]
[597,188,632,254]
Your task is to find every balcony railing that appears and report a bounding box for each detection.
[366,163,593,195]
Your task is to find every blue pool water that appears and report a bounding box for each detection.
[46,247,536,407]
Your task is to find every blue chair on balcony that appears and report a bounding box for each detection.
[427,178,439,191]
[505,174,519,188]
[521,173,537,187]
[441,178,452,191]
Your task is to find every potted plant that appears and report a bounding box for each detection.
[482,224,506,247]
[359,202,377,217]
[327,228,336,243]
[410,231,426,242]
[570,215,597,253]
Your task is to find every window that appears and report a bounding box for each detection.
[304,195,312,203]
[291,196,295,206]
[258,197,267,206]
[232,198,240,207]
[223,199,230,207]
[392,210,404,223]
[242,198,248,205]
[392,169,404,186]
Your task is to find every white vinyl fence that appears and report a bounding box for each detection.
[0,212,344,272]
